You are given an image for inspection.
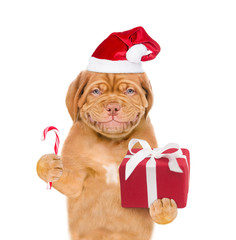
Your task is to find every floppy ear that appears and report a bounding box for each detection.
[140,73,154,118]
[66,71,89,121]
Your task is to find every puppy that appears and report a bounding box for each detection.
[37,71,177,240]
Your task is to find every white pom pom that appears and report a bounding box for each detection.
[126,44,147,63]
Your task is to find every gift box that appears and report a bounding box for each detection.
[119,139,190,208]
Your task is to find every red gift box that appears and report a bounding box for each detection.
[119,139,190,208]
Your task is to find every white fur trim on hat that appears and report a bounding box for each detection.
[87,57,144,73]
[126,44,147,63]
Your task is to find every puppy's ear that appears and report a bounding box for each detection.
[66,71,89,121]
[140,73,154,118]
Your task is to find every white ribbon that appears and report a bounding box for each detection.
[125,138,187,207]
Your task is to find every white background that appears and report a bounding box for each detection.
[0,0,235,239]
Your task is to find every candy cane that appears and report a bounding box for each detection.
[41,126,60,189]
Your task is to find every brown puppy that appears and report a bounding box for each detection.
[37,71,177,240]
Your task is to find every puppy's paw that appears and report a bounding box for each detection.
[37,154,63,182]
[149,198,177,224]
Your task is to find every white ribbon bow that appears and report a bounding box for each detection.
[125,138,186,207]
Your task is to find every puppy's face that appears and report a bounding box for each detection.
[66,71,153,138]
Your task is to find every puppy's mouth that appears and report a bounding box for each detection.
[87,113,140,134]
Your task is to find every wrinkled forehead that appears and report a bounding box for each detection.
[86,72,143,90]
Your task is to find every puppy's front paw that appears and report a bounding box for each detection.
[149,198,177,224]
[37,154,63,182]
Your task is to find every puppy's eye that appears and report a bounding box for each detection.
[125,88,135,95]
[92,88,101,96]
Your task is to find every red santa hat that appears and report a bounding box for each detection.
[87,26,161,73]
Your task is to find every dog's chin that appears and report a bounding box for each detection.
[82,113,142,138]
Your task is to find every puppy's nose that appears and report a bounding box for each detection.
[105,103,121,115]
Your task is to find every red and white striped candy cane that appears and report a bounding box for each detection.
[41,126,60,189]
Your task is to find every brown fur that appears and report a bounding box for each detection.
[37,71,177,240]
